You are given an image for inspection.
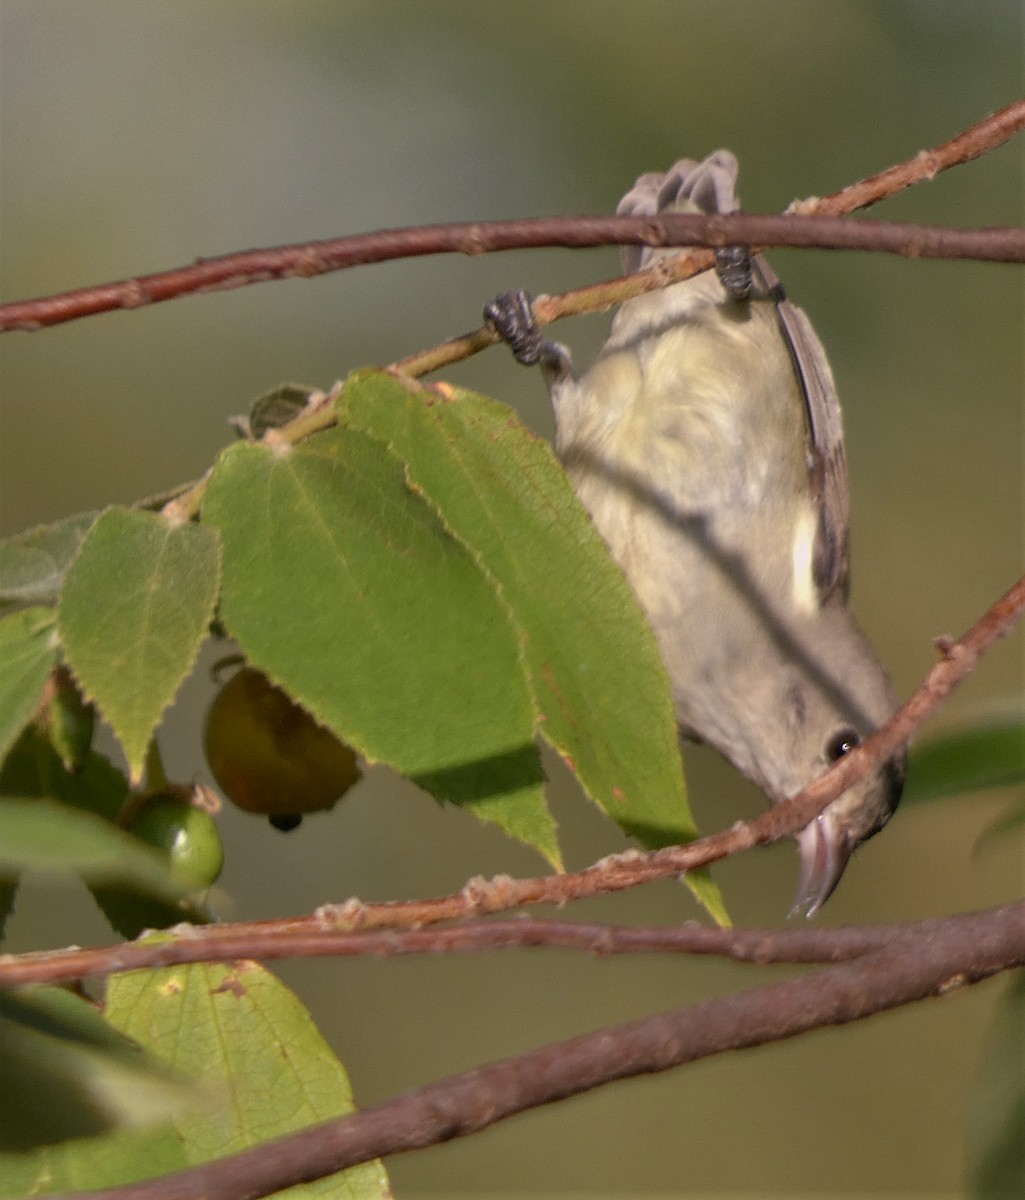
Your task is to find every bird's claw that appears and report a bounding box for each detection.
[715,245,753,300]
[484,289,545,366]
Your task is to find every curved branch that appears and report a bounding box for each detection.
[60,902,1025,1200]
[2,571,1022,987]
[2,98,1023,334]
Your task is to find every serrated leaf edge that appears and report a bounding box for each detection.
[57,507,223,781]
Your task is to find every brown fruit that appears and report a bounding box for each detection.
[203,667,361,822]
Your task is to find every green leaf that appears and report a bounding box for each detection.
[104,959,390,1197]
[202,424,558,865]
[0,879,17,944]
[0,796,197,908]
[0,728,210,935]
[0,720,130,943]
[967,972,1025,1197]
[247,382,316,438]
[58,508,221,782]
[44,669,96,772]
[89,883,213,943]
[0,511,98,607]
[0,986,192,1152]
[905,718,1025,804]
[0,1122,185,1196]
[0,723,129,824]
[974,801,1025,852]
[0,606,59,764]
[339,372,724,921]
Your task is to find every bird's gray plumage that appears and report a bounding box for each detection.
[486,151,904,915]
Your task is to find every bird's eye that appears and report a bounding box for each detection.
[826,727,861,762]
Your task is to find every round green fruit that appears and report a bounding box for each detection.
[129,795,224,890]
[203,667,361,822]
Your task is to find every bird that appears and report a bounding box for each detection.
[485,150,904,916]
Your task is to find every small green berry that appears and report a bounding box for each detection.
[129,795,224,890]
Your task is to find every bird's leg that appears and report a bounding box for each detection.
[484,289,575,387]
[714,245,753,300]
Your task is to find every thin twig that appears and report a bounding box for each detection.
[150,97,1025,518]
[0,216,1021,336]
[58,900,1025,1200]
[0,903,1018,989]
[1,98,1023,335]
[795,95,1025,214]
[3,570,1022,986]
[396,92,1025,373]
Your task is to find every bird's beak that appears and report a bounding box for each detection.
[790,812,852,918]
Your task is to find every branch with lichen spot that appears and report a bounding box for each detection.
[3,570,1022,989]
[55,900,1025,1200]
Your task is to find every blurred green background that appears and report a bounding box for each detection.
[1,1,1022,1195]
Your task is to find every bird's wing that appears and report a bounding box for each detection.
[756,256,851,601]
